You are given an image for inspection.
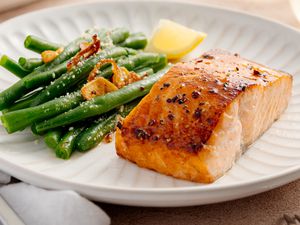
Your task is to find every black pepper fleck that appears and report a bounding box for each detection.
[238,84,247,91]
[207,118,214,125]
[191,90,200,99]
[152,135,159,141]
[148,119,156,126]
[203,54,214,59]
[170,94,187,104]
[134,128,151,140]
[178,99,186,104]
[172,95,179,103]
[209,88,218,94]
[215,79,222,85]
[193,108,202,119]
[167,113,174,120]
[253,69,261,76]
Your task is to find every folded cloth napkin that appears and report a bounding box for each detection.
[0,171,110,225]
[0,172,10,186]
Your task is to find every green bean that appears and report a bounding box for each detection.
[75,114,117,152]
[0,55,30,78]
[23,61,68,89]
[24,28,129,89]
[135,67,154,77]
[99,52,165,78]
[24,35,61,53]
[44,129,63,150]
[0,35,90,110]
[7,72,84,114]
[29,47,129,107]
[120,32,147,49]
[124,48,138,55]
[5,77,84,114]
[4,52,117,113]
[85,27,129,48]
[133,53,167,72]
[151,54,169,72]
[1,91,83,133]
[118,99,140,117]
[0,28,132,110]
[0,59,71,111]
[1,88,42,113]
[110,28,130,44]
[126,53,164,70]
[75,100,139,152]
[18,57,43,71]
[55,126,85,160]
[34,67,170,132]
[5,56,99,114]
[23,28,130,87]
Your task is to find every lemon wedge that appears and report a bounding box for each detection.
[147,19,207,60]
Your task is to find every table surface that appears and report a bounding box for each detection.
[0,0,299,225]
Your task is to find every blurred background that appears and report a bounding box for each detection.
[0,0,299,28]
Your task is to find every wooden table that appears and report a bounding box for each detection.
[0,1,299,225]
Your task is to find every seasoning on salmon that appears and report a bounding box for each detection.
[115,49,293,183]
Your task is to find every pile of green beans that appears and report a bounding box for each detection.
[0,27,169,159]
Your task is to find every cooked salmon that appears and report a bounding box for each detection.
[115,49,293,183]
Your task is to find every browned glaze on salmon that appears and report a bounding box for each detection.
[116,49,293,183]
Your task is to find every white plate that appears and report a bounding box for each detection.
[0,1,299,207]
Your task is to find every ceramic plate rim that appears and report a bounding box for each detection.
[0,0,299,195]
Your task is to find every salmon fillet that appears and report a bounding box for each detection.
[115,49,293,183]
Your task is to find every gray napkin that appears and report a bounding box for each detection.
[0,171,110,225]
[0,172,10,186]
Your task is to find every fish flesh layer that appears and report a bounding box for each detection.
[115,49,293,183]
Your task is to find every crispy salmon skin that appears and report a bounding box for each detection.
[115,49,293,183]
